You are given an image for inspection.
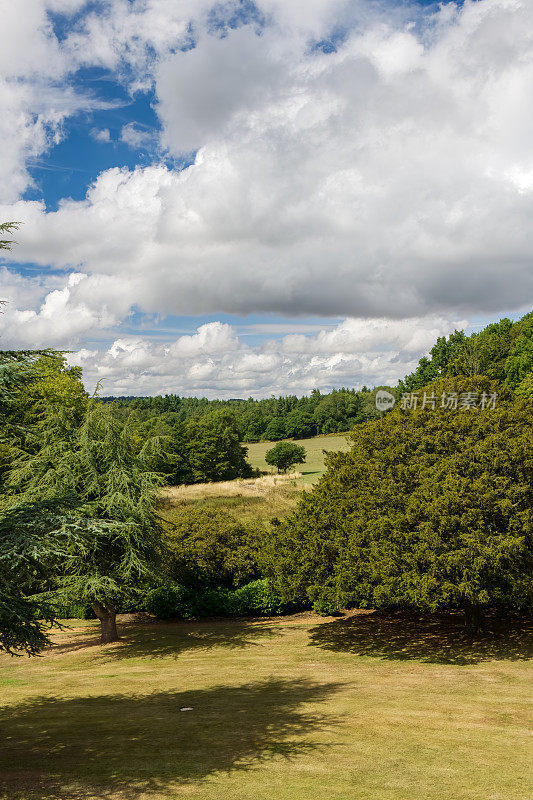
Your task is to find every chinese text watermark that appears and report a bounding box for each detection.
[399,391,498,411]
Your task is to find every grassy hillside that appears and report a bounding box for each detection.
[245,433,352,485]
[1,612,530,800]
[160,474,303,527]
[158,433,353,529]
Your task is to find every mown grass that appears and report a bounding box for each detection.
[245,433,352,485]
[0,611,531,800]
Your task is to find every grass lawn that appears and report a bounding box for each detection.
[245,433,352,484]
[0,611,531,800]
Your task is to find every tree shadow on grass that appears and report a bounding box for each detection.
[308,610,533,665]
[51,618,278,661]
[0,678,341,800]
[300,470,321,480]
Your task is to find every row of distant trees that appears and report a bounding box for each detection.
[107,386,382,442]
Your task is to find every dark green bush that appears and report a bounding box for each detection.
[52,600,95,619]
[145,579,298,620]
[145,585,192,619]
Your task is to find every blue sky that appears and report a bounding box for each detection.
[25,76,164,212]
[0,0,531,396]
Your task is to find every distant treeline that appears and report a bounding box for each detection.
[104,387,386,443]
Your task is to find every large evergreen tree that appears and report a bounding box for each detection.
[0,223,68,655]
[265,377,533,632]
[0,350,76,655]
[10,391,164,644]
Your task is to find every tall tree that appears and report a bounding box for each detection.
[0,349,75,655]
[265,377,533,633]
[11,396,164,644]
[185,411,252,483]
[0,223,71,655]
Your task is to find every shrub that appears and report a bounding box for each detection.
[312,598,340,616]
[145,579,298,620]
[164,507,261,589]
[145,585,192,619]
[231,579,284,615]
[188,587,233,616]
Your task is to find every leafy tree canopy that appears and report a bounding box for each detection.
[263,417,287,441]
[265,442,307,473]
[505,315,533,389]
[265,377,533,632]
[185,411,253,483]
[0,350,80,655]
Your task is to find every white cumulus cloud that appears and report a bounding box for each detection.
[56,313,466,398]
[0,0,531,395]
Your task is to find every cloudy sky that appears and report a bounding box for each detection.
[0,0,531,397]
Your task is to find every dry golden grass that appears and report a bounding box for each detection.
[161,471,303,501]
[158,473,304,527]
[0,611,531,800]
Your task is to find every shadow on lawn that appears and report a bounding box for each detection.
[309,610,533,665]
[52,617,277,660]
[0,678,340,800]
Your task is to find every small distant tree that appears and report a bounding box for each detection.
[265,442,306,473]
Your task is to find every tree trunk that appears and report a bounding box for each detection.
[464,602,486,637]
[92,602,120,644]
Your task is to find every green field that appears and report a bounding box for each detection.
[245,433,352,484]
[0,611,531,800]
